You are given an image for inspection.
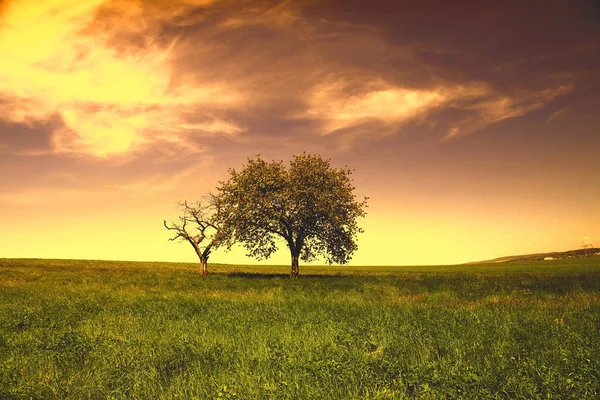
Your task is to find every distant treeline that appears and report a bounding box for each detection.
[472,247,600,264]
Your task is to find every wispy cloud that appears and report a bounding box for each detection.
[0,0,577,158]
[547,107,571,123]
[305,77,447,136]
[444,85,572,139]
[582,236,600,243]
[303,76,571,143]
[0,156,216,207]
[0,0,242,158]
[218,0,299,29]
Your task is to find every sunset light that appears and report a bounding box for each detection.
[1,0,598,265]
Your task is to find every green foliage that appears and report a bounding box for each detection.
[1,258,599,399]
[217,154,367,276]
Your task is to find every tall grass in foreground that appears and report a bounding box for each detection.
[1,258,599,399]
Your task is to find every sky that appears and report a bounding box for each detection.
[1,0,599,266]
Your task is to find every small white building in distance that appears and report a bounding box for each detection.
[544,257,556,261]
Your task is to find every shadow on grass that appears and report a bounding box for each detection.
[226,272,347,280]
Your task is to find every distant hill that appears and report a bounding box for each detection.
[468,248,600,264]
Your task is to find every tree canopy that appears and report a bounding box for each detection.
[217,153,367,278]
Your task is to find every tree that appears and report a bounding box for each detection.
[217,153,368,278]
[163,197,223,275]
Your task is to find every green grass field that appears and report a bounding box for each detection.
[1,257,599,399]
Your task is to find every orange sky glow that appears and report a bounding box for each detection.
[1,0,599,266]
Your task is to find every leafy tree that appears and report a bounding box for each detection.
[163,197,223,275]
[217,154,368,278]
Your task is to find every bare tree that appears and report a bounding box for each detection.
[163,197,223,275]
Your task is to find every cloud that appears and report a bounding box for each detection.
[305,77,448,136]
[0,0,242,158]
[444,85,572,139]
[547,107,571,123]
[218,0,299,29]
[582,236,600,242]
[0,156,217,207]
[0,0,578,158]
[303,76,570,143]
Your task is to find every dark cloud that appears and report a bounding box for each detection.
[0,118,56,156]
[303,0,599,86]
[1,0,597,177]
[3,0,592,165]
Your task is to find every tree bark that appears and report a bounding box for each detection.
[194,247,208,275]
[290,254,299,278]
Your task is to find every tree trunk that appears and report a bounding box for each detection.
[200,257,208,275]
[195,247,208,276]
[290,255,299,279]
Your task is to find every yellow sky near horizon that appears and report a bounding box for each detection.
[1,0,599,266]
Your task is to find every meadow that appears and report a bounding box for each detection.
[1,257,599,399]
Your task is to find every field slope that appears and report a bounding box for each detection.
[1,258,599,399]
[469,248,600,264]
